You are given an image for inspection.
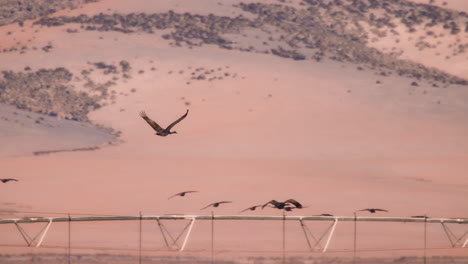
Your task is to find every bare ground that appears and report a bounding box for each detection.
[1,253,468,264]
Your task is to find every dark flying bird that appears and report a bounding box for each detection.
[262,199,303,210]
[284,199,303,209]
[168,191,198,199]
[411,215,429,219]
[357,208,388,213]
[239,205,264,213]
[200,201,232,210]
[262,200,287,209]
[1,178,18,183]
[140,109,188,136]
[315,213,334,217]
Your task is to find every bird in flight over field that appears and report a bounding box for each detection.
[140,109,188,136]
[315,213,334,216]
[262,200,287,209]
[1,178,18,183]
[168,191,198,199]
[262,199,303,210]
[356,208,388,213]
[411,215,429,219]
[239,205,264,213]
[284,199,303,209]
[200,201,232,210]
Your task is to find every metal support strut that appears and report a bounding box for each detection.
[14,219,53,247]
[156,217,196,251]
[300,218,338,253]
[441,222,468,248]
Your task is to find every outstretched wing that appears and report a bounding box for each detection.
[167,192,182,199]
[239,207,250,213]
[1,178,18,183]
[168,190,198,199]
[239,206,256,213]
[262,200,275,209]
[165,109,189,131]
[285,199,303,208]
[200,203,215,210]
[140,111,164,132]
[201,201,232,210]
[375,208,388,212]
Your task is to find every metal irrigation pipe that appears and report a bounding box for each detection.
[1,215,468,224]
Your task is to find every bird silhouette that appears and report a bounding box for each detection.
[200,201,232,210]
[357,208,388,213]
[411,215,429,219]
[140,109,188,136]
[262,200,287,209]
[168,191,198,199]
[1,178,18,183]
[239,205,264,213]
[262,199,303,210]
[284,199,303,209]
[315,213,334,216]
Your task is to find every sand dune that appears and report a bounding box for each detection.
[1,0,468,262]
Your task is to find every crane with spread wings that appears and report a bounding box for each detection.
[140,109,188,136]
[168,191,198,199]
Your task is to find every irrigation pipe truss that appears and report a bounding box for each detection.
[2,215,468,223]
[1,215,467,252]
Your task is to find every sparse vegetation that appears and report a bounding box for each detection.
[31,1,468,85]
[0,68,102,121]
[0,0,99,27]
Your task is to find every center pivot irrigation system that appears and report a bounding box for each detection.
[1,214,468,252]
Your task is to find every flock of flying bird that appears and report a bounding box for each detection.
[168,192,306,212]
[0,110,389,216]
[140,109,390,215]
[0,179,388,214]
[167,190,388,215]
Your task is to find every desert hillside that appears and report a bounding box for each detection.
[0,0,467,263]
